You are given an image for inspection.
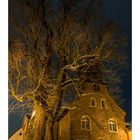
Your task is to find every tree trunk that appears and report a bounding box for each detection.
[33,103,46,140]
[44,116,54,140]
[25,103,46,140]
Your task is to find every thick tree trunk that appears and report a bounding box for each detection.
[32,103,46,140]
[44,116,53,140]
[25,103,46,140]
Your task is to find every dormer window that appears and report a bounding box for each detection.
[81,115,91,130]
[91,98,96,107]
[101,99,106,109]
[108,119,118,132]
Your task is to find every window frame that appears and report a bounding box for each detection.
[100,99,106,109]
[108,119,118,133]
[91,97,96,107]
[81,115,91,131]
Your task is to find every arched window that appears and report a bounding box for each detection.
[108,119,117,132]
[101,99,106,109]
[91,98,96,107]
[81,115,91,130]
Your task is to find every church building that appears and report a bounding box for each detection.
[9,84,132,140]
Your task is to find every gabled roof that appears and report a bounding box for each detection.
[104,92,126,116]
[55,83,126,122]
[55,108,69,121]
[9,128,23,140]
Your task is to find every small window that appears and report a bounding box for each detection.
[101,99,106,109]
[91,98,96,107]
[19,133,22,135]
[108,119,117,132]
[81,115,91,130]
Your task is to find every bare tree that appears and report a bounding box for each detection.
[9,0,127,139]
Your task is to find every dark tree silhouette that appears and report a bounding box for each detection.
[9,0,127,139]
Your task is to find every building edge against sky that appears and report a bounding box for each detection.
[9,84,132,140]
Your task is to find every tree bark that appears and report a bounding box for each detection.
[33,103,46,140]
[44,116,54,140]
[25,103,46,140]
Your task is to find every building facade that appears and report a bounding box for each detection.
[57,84,131,140]
[9,84,132,140]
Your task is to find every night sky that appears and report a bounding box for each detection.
[9,0,131,137]
[105,0,131,122]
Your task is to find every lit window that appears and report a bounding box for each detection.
[101,99,106,109]
[81,115,91,130]
[108,119,117,132]
[91,98,96,107]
